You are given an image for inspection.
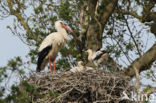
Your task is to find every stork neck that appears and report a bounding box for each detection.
[57,28,69,40]
[88,51,93,61]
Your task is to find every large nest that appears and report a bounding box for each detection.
[27,69,136,103]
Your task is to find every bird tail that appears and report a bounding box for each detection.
[36,65,41,72]
[36,45,52,72]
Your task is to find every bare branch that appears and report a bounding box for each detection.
[123,43,156,78]
[124,16,142,57]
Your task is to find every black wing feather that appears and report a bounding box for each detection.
[36,45,52,72]
[93,49,107,61]
[93,53,103,61]
[96,48,101,52]
[100,49,107,54]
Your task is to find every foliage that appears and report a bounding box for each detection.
[2,80,44,103]
[0,0,155,102]
[0,56,25,98]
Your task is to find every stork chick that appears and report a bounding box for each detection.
[86,48,119,72]
[86,48,109,66]
[70,61,84,73]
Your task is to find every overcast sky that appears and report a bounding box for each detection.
[0,17,29,67]
[0,11,156,102]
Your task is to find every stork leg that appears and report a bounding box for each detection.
[53,58,56,72]
[48,56,52,72]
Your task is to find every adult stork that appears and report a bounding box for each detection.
[36,20,72,72]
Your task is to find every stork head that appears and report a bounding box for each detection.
[86,49,92,55]
[85,49,94,62]
[55,20,73,33]
[78,61,83,67]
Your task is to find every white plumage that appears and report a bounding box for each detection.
[70,61,84,73]
[86,48,109,66]
[70,61,93,73]
[86,48,119,72]
[36,20,72,72]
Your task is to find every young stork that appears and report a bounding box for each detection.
[70,61,84,73]
[36,20,72,72]
[86,48,109,66]
[70,61,93,73]
[86,48,119,72]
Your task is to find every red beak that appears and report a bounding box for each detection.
[62,24,73,33]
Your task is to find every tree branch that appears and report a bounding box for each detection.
[88,0,98,17]
[117,9,142,21]
[100,0,118,26]
[146,87,156,97]
[123,43,156,78]
[142,1,156,23]
[80,1,89,38]
[124,16,142,57]
[7,0,41,42]
[134,66,141,95]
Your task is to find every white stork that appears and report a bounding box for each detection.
[86,48,109,66]
[70,61,84,73]
[36,20,72,72]
[86,48,119,72]
[70,61,93,73]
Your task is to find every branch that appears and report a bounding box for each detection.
[117,9,142,21]
[146,87,156,97]
[123,43,156,78]
[100,0,118,26]
[88,0,102,34]
[79,1,89,38]
[134,66,141,95]
[142,1,156,22]
[88,0,98,17]
[124,16,142,57]
[117,1,156,23]
[70,29,80,44]
[7,0,41,42]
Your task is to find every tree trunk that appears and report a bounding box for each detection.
[85,0,118,51]
[86,22,103,50]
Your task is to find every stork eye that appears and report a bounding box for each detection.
[60,22,63,25]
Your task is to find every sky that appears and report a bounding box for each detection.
[0,6,156,102]
[0,16,29,67]
[0,16,30,97]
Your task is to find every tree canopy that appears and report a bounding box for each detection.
[0,0,156,102]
